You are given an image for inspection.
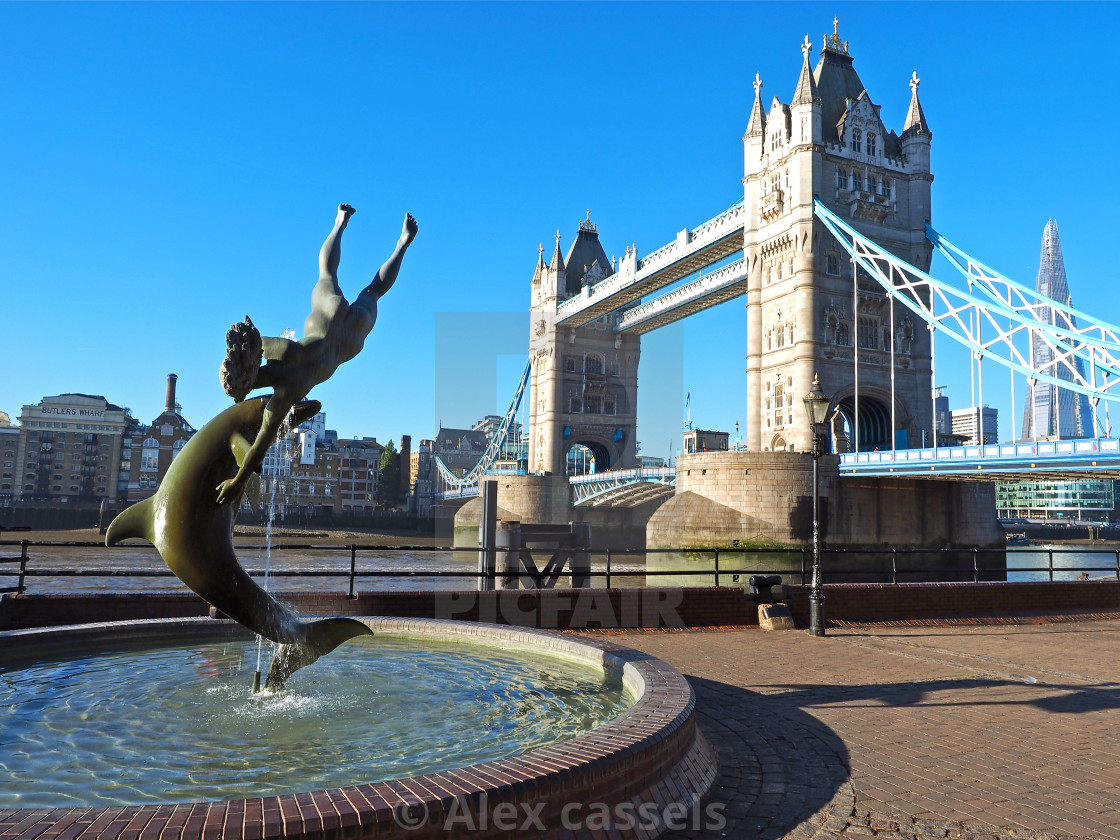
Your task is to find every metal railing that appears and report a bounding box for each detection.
[2,541,1119,596]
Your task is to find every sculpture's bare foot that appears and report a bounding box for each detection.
[337,204,356,227]
[402,213,418,246]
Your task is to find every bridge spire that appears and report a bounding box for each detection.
[792,35,819,106]
[745,73,766,138]
[902,70,930,137]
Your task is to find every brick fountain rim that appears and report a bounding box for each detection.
[0,617,717,840]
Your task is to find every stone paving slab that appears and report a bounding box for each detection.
[596,620,1120,840]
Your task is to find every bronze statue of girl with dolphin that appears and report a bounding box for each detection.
[107,204,418,689]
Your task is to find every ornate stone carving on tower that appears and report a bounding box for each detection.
[743,22,934,453]
[528,214,640,476]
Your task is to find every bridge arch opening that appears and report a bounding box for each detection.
[566,441,611,476]
[836,396,893,451]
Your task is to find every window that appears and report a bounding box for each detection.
[584,354,603,375]
[566,357,576,372]
[570,396,582,413]
[851,129,861,153]
[826,254,840,275]
[881,178,891,198]
[858,317,879,350]
[172,440,186,459]
[867,175,877,194]
[777,262,783,281]
[851,172,863,191]
[836,168,847,190]
[775,324,785,348]
[787,322,794,345]
[837,323,850,346]
[866,133,876,156]
[604,399,616,415]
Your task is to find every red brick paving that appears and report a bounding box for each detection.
[608,619,1120,839]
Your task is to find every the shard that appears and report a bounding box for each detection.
[1020,220,1094,439]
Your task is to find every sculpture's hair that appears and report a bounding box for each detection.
[219,317,263,402]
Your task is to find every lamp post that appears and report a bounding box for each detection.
[803,373,831,637]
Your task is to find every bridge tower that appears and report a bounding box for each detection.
[527,216,640,476]
[743,21,934,453]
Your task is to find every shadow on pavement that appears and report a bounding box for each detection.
[663,675,853,839]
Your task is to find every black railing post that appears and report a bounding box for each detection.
[891,548,897,585]
[972,548,979,584]
[714,549,720,587]
[348,545,357,598]
[17,540,28,594]
[1048,547,1055,582]
[605,550,612,589]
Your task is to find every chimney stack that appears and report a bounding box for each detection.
[165,373,178,414]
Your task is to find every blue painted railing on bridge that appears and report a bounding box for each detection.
[839,437,1120,478]
[567,466,677,485]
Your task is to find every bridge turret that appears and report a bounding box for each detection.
[743,73,766,179]
[537,230,566,304]
[790,35,822,147]
[900,70,933,256]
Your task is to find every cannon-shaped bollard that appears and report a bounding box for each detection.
[748,574,794,631]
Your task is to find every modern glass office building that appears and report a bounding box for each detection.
[995,479,1115,523]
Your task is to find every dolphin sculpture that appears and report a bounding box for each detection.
[106,395,371,689]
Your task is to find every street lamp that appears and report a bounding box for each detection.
[803,373,831,637]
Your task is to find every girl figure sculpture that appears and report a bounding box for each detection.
[217,203,418,506]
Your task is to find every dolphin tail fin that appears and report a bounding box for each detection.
[105,498,156,547]
[265,617,372,690]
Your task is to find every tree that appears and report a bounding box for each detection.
[375,439,400,509]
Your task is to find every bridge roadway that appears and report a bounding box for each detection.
[435,440,1120,503]
[555,201,746,330]
[839,437,1120,480]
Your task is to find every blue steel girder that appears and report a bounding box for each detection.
[432,358,531,497]
[813,199,1120,406]
[929,225,1120,387]
[569,467,676,507]
[614,257,748,334]
[555,202,746,328]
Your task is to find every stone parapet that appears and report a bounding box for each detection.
[649,450,1004,549]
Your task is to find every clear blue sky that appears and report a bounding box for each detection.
[3,2,1118,456]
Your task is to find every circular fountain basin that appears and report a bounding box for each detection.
[0,618,716,839]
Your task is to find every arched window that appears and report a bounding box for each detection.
[851,128,861,153]
[171,439,186,459]
[866,133,876,156]
[584,354,603,375]
[851,171,863,191]
[837,323,850,346]
[836,168,847,190]
[775,324,785,348]
[787,322,794,345]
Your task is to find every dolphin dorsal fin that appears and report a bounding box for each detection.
[105,498,156,546]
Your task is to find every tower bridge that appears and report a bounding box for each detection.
[439,20,1120,552]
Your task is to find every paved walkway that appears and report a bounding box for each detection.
[602,620,1120,840]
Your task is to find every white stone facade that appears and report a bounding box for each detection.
[743,24,934,454]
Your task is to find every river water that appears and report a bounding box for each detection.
[1006,545,1120,582]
